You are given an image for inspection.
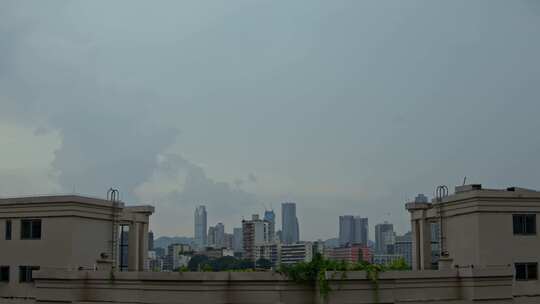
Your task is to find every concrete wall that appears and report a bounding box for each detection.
[28,268,518,304]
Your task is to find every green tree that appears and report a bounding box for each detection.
[256,258,272,269]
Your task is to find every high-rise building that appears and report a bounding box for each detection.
[264,209,276,242]
[395,231,412,267]
[354,217,369,245]
[281,202,299,244]
[215,222,225,248]
[339,215,354,246]
[194,206,207,247]
[242,214,271,262]
[207,226,216,247]
[339,216,368,246]
[375,222,395,254]
[233,227,243,253]
[148,230,154,251]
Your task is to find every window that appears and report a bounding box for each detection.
[5,220,11,240]
[21,219,41,240]
[515,263,538,281]
[19,266,39,283]
[0,266,9,282]
[513,214,536,235]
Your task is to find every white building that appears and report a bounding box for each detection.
[279,243,313,266]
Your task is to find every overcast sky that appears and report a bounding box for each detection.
[1,0,540,240]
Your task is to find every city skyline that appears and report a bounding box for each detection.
[2,1,540,241]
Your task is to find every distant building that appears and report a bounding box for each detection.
[279,243,313,266]
[255,244,279,267]
[375,222,395,254]
[282,202,299,244]
[233,227,243,253]
[264,209,276,242]
[373,254,403,266]
[148,231,154,251]
[414,193,429,203]
[215,223,225,248]
[326,244,372,264]
[167,243,192,270]
[207,226,216,247]
[194,206,207,247]
[394,232,412,267]
[339,215,368,246]
[154,247,166,258]
[242,215,271,262]
[224,233,233,249]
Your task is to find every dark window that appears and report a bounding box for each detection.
[21,219,41,240]
[5,220,11,240]
[513,214,536,235]
[515,263,538,281]
[19,266,39,283]
[0,266,9,282]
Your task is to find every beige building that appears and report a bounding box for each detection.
[0,195,153,300]
[407,184,540,300]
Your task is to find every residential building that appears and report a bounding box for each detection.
[0,195,154,299]
[279,243,313,266]
[375,222,395,254]
[232,227,243,253]
[242,215,271,262]
[406,184,540,298]
[167,244,192,270]
[254,244,279,267]
[326,244,372,264]
[264,209,275,242]
[394,232,412,267]
[281,202,299,244]
[194,206,207,248]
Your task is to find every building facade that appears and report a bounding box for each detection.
[326,244,372,264]
[281,202,299,244]
[279,243,313,266]
[194,206,207,248]
[406,184,540,299]
[339,215,368,246]
[0,195,154,300]
[264,209,275,242]
[374,222,394,254]
[242,215,271,262]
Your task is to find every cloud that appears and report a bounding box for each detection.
[135,153,259,235]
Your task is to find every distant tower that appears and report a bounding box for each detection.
[282,202,299,244]
[339,215,354,245]
[148,230,155,251]
[375,222,395,254]
[264,209,276,242]
[215,222,225,248]
[194,206,207,247]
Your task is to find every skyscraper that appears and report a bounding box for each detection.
[194,206,207,247]
[375,222,395,254]
[339,216,368,246]
[215,222,225,248]
[148,230,154,251]
[282,202,299,244]
[339,215,354,245]
[264,209,275,242]
[233,227,243,253]
[353,217,369,246]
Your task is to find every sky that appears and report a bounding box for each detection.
[1,0,540,241]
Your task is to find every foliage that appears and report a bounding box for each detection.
[278,254,409,300]
[256,258,272,269]
[187,254,210,271]
[188,255,254,272]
